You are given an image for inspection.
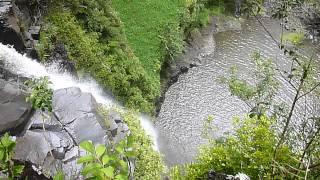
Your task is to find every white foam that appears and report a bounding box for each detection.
[0,43,159,151]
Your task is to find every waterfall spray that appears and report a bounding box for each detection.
[0,43,159,151]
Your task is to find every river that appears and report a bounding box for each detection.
[156,17,320,166]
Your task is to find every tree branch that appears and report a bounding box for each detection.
[297,82,320,101]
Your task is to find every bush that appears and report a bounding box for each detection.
[159,22,184,63]
[97,106,164,180]
[175,115,297,179]
[77,139,133,179]
[0,133,24,179]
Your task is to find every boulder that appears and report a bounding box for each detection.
[53,87,107,144]
[13,87,130,178]
[0,79,33,134]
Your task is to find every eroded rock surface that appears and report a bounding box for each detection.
[0,79,32,134]
[13,87,129,178]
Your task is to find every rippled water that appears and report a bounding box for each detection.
[156,18,320,166]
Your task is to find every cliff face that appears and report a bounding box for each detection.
[0,0,42,58]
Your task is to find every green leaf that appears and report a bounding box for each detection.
[119,159,127,169]
[13,165,24,176]
[127,135,134,147]
[124,151,136,158]
[53,171,65,180]
[79,141,95,154]
[77,155,95,164]
[102,155,111,165]
[115,146,124,154]
[101,166,114,178]
[82,163,101,176]
[115,174,127,180]
[95,144,106,158]
[1,133,15,148]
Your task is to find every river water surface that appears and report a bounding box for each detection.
[156,18,320,166]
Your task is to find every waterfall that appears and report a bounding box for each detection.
[0,43,159,151]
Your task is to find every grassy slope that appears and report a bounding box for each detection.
[111,0,185,82]
[38,1,159,113]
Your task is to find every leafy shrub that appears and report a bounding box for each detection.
[159,22,184,62]
[97,106,164,180]
[227,66,256,101]
[25,77,53,112]
[122,112,164,179]
[176,115,297,179]
[0,133,24,179]
[78,139,134,180]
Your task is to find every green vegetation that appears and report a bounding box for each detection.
[38,0,158,113]
[25,77,53,112]
[36,0,236,113]
[111,0,185,80]
[122,112,164,179]
[78,139,134,179]
[98,106,164,180]
[112,0,233,93]
[174,115,296,179]
[22,77,164,179]
[0,133,24,179]
[222,51,278,117]
[283,32,305,45]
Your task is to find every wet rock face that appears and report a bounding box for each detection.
[0,0,42,58]
[13,87,130,179]
[0,1,26,52]
[0,79,32,135]
[47,43,78,77]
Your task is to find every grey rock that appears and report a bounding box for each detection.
[53,87,107,144]
[108,110,122,123]
[13,87,130,178]
[28,26,40,40]
[0,0,25,52]
[63,146,79,162]
[28,110,62,131]
[53,87,95,124]
[0,79,32,134]
[70,112,107,144]
[14,130,53,165]
[113,122,130,144]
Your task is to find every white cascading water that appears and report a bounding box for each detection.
[0,43,159,151]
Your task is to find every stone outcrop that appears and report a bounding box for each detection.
[0,0,42,58]
[13,87,130,179]
[0,79,32,135]
[0,1,25,52]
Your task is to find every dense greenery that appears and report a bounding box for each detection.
[98,106,164,180]
[77,139,133,179]
[173,115,296,179]
[38,0,158,113]
[112,0,232,89]
[0,133,24,179]
[3,0,318,179]
[111,0,185,80]
[37,0,235,113]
